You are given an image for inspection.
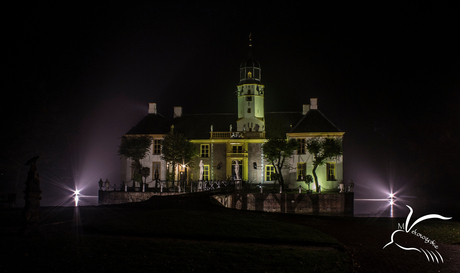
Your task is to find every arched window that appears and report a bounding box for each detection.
[247,71,252,79]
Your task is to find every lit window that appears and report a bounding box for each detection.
[200,144,209,158]
[203,165,210,180]
[152,162,161,180]
[327,162,336,181]
[297,162,306,181]
[247,71,252,78]
[153,139,162,155]
[265,165,275,181]
[297,139,306,154]
[232,145,243,153]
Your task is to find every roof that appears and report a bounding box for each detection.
[125,113,171,135]
[265,112,304,139]
[173,113,237,139]
[124,110,341,139]
[290,109,341,133]
[240,51,261,69]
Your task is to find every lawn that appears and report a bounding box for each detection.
[2,193,458,272]
[1,200,352,273]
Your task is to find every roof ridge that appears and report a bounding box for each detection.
[290,109,341,133]
[290,113,307,132]
[316,109,341,132]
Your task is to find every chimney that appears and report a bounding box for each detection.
[310,98,318,110]
[174,106,182,118]
[302,104,310,115]
[148,103,157,114]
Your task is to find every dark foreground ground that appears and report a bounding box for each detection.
[1,193,459,273]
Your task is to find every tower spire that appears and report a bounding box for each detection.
[237,35,265,132]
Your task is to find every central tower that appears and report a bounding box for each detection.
[236,35,265,132]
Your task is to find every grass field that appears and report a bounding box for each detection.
[1,193,458,272]
[1,198,352,272]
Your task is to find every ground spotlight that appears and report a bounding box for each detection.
[74,188,80,206]
[388,192,396,204]
[388,192,397,217]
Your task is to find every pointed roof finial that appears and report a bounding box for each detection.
[249,32,252,47]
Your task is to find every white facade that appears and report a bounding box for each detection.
[120,43,344,191]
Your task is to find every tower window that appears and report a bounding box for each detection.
[247,71,252,78]
[247,108,251,113]
[246,96,252,101]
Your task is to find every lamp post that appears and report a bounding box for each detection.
[181,160,187,192]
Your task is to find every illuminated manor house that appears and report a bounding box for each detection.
[120,44,344,191]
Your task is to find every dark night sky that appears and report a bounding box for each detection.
[3,2,459,213]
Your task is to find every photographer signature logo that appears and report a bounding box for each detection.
[383,205,451,263]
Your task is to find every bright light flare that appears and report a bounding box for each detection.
[387,192,398,217]
[73,188,80,207]
[388,192,397,203]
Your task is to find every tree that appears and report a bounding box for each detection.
[263,138,299,190]
[306,137,343,192]
[161,131,197,182]
[118,135,152,187]
[305,174,314,191]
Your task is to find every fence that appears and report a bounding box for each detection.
[99,180,236,194]
[98,180,236,205]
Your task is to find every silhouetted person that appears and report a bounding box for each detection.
[21,156,42,235]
